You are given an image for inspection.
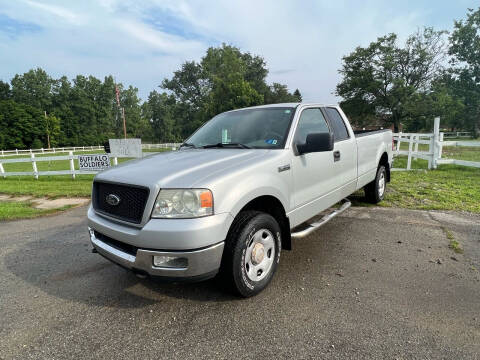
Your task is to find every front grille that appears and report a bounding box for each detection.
[92,181,150,224]
[94,231,138,256]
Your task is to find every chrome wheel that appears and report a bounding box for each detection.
[378,171,385,197]
[244,229,275,282]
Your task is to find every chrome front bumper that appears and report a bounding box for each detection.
[89,227,225,279]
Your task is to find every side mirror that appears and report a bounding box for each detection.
[296,132,334,155]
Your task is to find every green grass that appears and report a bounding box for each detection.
[442,226,455,240]
[0,175,94,198]
[351,164,480,213]
[0,200,73,221]
[448,240,463,254]
[441,146,480,162]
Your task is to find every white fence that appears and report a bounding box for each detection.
[0,143,182,179]
[393,118,480,171]
[443,131,472,138]
[0,143,182,157]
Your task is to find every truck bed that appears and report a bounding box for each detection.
[354,129,391,138]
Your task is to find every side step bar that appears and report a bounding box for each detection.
[291,198,351,239]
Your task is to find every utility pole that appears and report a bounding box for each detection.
[122,107,127,139]
[44,111,51,149]
[115,81,127,139]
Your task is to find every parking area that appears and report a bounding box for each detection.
[1,205,479,359]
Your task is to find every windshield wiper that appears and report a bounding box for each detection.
[202,142,251,149]
[180,142,197,149]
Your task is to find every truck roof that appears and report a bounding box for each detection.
[227,103,339,112]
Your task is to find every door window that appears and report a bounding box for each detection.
[294,108,330,144]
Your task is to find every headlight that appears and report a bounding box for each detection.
[151,189,213,218]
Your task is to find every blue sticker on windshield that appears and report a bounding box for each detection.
[265,139,278,145]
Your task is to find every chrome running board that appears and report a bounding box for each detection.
[291,198,351,239]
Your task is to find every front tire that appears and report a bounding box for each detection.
[220,211,281,297]
[364,165,387,204]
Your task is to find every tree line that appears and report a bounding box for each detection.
[0,44,301,149]
[1,7,479,150]
[337,7,480,135]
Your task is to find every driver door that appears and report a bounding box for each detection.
[290,108,337,226]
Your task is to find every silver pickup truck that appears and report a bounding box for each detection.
[88,103,393,297]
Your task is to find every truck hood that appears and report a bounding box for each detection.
[95,149,270,189]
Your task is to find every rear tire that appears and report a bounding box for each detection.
[220,211,281,297]
[364,165,387,204]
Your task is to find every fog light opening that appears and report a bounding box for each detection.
[153,255,188,269]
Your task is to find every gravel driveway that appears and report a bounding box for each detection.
[1,206,479,359]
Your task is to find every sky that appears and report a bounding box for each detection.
[0,0,478,103]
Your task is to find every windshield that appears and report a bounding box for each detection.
[184,107,295,149]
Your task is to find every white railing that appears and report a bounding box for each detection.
[0,143,182,179]
[393,132,436,170]
[0,145,104,157]
[0,151,168,179]
[393,118,480,170]
[142,143,182,150]
[443,131,472,138]
[0,143,182,157]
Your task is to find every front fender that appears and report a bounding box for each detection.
[209,169,291,219]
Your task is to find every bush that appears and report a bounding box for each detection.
[31,138,44,149]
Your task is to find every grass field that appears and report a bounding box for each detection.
[1,146,480,220]
[0,201,74,221]
[350,163,480,213]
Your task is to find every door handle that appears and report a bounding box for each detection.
[334,150,341,162]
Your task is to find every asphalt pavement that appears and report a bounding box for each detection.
[1,205,479,359]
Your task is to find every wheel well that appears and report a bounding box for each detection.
[379,152,390,182]
[239,195,292,250]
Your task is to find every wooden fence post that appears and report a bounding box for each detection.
[413,135,419,161]
[432,117,440,169]
[438,132,444,159]
[69,151,75,179]
[31,153,38,179]
[0,162,5,178]
[396,132,402,155]
[113,157,118,166]
[407,134,413,170]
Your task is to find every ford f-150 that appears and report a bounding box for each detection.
[88,103,393,297]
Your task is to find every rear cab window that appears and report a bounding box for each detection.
[324,107,350,142]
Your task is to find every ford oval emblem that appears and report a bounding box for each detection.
[106,194,121,206]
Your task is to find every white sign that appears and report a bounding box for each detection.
[109,138,142,158]
[78,154,111,171]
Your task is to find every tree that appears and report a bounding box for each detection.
[265,83,302,104]
[448,7,480,136]
[161,44,300,137]
[336,28,447,131]
[0,44,300,147]
[10,68,54,112]
[293,89,302,102]
[45,114,61,147]
[0,80,10,100]
[0,100,45,149]
[143,91,178,142]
